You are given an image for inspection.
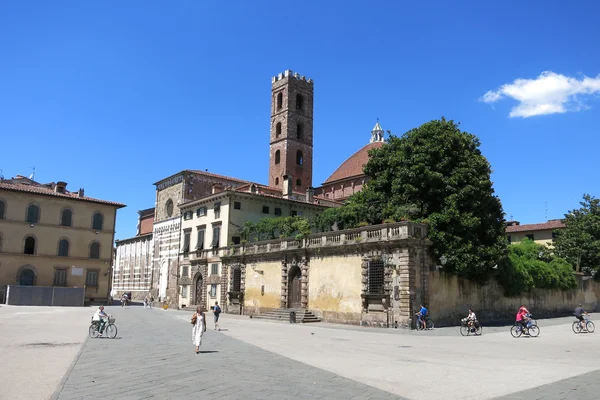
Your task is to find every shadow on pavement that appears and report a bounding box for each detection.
[198,350,218,354]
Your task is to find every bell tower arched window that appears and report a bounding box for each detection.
[276,122,282,138]
[277,92,283,110]
[296,94,304,110]
[296,150,303,166]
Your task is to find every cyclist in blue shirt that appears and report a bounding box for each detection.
[416,304,428,330]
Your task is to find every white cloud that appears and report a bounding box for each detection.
[481,71,600,118]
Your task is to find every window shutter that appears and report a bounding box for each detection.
[196,230,205,250]
[211,227,220,248]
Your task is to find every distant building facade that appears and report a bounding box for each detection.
[0,175,125,303]
[505,219,566,247]
[112,208,154,300]
[176,175,333,309]
[152,170,249,306]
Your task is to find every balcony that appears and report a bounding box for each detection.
[222,222,427,258]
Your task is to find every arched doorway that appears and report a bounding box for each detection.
[288,266,301,308]
[19,267,35,286]
[159,260,168,299]
[195,275,203,306]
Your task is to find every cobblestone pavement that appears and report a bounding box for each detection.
[53,306,403,400]
[51,306,600,400]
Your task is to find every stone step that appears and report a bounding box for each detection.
[252,308,321,323]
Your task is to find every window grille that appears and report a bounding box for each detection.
[367,259,385,294]
[233,268,241,292]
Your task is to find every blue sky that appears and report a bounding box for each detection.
[1,1,599,241]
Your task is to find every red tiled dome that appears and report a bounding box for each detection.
[323,142,384,184]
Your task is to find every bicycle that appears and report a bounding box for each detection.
[89,316,118,338]
[572,316,595,334]
[414,313,434,330]
[460,318,482,336]
[510,318,539,338]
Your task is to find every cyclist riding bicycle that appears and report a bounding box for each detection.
[515,304,530,333]
[92,306,108,336]
[465,309,477,330]
[575,303,589,331]
[416,304,428,330]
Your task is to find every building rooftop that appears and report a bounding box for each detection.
[0,176,126,208]
[322,141,384,184]
[505,219,566,233]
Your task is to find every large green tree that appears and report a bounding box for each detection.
[554,194,600,275]
[350,117,507,282]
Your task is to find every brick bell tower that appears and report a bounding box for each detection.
[269,70,314,193]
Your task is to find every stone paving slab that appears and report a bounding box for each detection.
[54,306,404,400]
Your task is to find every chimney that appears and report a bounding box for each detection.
[55,181,68,194]
[78,188,85,198]
[282,174,292,199]
[212,183,223,194]
[306,186,314,203]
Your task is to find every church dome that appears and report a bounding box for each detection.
[323,141,384,184]
[323,121,386,184]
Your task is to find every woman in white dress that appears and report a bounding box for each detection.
[192,306,206,354]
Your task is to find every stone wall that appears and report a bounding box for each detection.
[221,222,433,327]
[429,271,600,327]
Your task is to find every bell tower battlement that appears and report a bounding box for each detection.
[269,70,314,193]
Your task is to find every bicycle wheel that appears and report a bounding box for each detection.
[572,321,582,334]
[528,325,540,337]
[105,324,118,338]
[510,325,522,338]
[460,326,469,336]
[474,325,482,336]
[89,324,99,338]
[586,321,595,333]
[426,320,434,330]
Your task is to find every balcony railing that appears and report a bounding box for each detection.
[222,222,427,257]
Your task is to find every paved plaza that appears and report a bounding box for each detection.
[2,304,600,400]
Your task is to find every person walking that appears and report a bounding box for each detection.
[213,301,222,331]
[149,294,154,309]
[192,306,206,354]
[143,296,148,309]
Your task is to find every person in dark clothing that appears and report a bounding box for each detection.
[575,303,589,331]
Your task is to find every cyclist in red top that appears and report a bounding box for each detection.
[516,304,529,333]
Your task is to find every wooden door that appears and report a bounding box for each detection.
[288,268,301,308]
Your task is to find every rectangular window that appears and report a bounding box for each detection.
[86,270,99,287]
[274,208,282,216]
[54,269,67,286]
[262,206,270,214]
[214,202,221,219]
[210,284,217,298]
[182,229,191,254]
[234,201,241,210]
[291,210,297,217]
[552,231,558,240]
[232,236,241,245]
[183,211,193,220]
[211,226,221,248]
[182,266,189,277]
[367,260,385,294]
[525,234,534,241]
[507,235,512,243]
[181,285,188,298]
[196,207,207,217]
[211,263,219,275]
[232,268,241,292]
[196,228,205,250]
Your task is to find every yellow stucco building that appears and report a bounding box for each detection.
[505,219,565,247]
[0,175,125,304]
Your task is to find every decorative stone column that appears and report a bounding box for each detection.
[360,257,369,312]
[280,259,288,309]
[220,263,228,308]
[300,257,309,309]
